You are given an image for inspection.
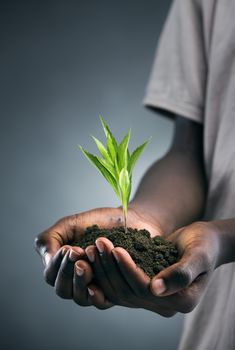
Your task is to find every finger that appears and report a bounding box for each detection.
[86,283,114,310]
[73,259,114,309]
[169,272,209,313]
[85,243,120,304]
[54,247,85,299]
[35,214,86,267]
[86,241,135,307]
[95,239,136,304]
[73,260,93,306]
[35,232,62,268]
[44,245,70,286]
[111,246,150,296]
[35,220,73,268]
[150,249,208,297]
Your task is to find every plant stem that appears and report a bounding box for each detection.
[120,190,128,233]
[123,208,127,233]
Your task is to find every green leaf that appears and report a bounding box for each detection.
[127,148,131,163]
[127,174,132,204]
[114,156,120,176]
[91,135,111,162]
[128,138,151,175]
[99,115,118,150]
[118,129,131,170]
[99,158,117,180]
[107,133,117,162]
[119,168,131,214]
[79,145,121,199]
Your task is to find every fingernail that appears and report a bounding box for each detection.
[69,249,79,262]
[62,247,69,256]
[112,250,119,263]
[75,265,84,276]
[86,248,95,263]
[88,287,95,296]
[96,240,104,254]
[151,278,167,296]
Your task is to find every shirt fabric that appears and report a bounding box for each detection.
[143,0,235,349]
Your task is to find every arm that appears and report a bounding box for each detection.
[130,114,207,236]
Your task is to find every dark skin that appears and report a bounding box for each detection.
[35,115,235,315]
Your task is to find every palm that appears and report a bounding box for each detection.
[57,206,163,244]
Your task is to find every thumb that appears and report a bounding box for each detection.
[35,229,63,267]
[150,249,206,296]
[34,215,78,267]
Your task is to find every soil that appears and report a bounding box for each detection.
[72,225,179,278]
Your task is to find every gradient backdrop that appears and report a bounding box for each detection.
[0,0,184,349]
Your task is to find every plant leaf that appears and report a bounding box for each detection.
[99,158,117,180]
[99,115,118,150]
[114,155,120,176]
[118,129,131,170]
[99,115,119,166]
[119,168,131,214]
[91,135,111,162]
[79,145,121,199]
[128,138,151,175]
[127,148,131,163]
[107,133,117,163]
[127,174,132,204]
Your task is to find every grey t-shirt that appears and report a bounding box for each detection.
[144,0,235,349]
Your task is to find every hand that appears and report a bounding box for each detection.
[85,221,221,315]
[35,206,162,306]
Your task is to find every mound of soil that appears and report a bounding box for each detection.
[72,225,179,278]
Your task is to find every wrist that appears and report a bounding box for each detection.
[210,219,235,266]
[128,200,174,236]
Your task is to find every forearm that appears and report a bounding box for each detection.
[130,150,207,235]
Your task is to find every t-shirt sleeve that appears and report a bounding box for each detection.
[143,0,207,123]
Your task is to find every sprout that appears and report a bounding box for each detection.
[79,115,150,233]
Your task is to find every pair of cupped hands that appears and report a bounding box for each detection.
[35,206,221,316]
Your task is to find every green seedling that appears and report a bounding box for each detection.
[79,115,150,233]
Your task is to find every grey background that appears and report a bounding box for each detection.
[1,0,183,349]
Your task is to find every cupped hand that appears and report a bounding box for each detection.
[35,206,162,305]
[85,221,221,315]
